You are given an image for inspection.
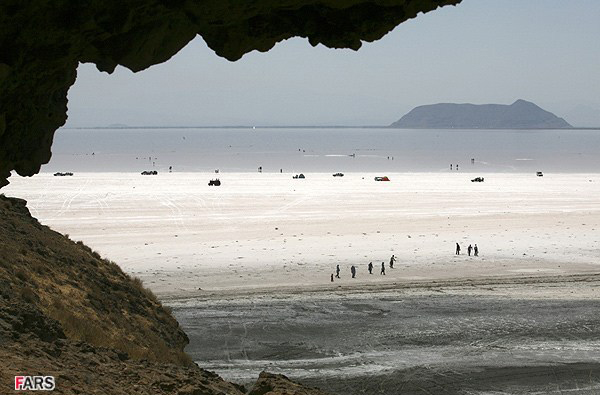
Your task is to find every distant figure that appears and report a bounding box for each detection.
[380,262,386,275]
[468,244,472,256]
[456,243,461,255]
[336,265,341,279]
[456,164,459,171]
[450,164,452,170]
[368,262,373,274]
[331,274,334,282]
[351,265,356,278]
[474,244,479,256]
[258,166,262,173]
[169,166,172,173]
[280,169,283,173]
[389,255,396,268]
[471,158,475,165]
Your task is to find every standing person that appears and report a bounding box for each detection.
[331,274,334,282]
[474,244,479,256]
[336,265,341,278]
[351,265,356,278]
[389,255,396,268]
[368,262,373,274]
[456,243,461,255]
[380,262,386,275]
[467,244,472,256]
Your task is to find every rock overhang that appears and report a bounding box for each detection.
[0,0,461,188]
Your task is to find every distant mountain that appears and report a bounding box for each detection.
[390,100,572,129]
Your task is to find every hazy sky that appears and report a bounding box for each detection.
[65,0,600,127]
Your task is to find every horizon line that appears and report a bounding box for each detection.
[62,125,600,130]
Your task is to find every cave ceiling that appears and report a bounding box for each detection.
[0,0,461,188]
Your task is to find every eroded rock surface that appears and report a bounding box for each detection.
[0,0,461,187]
[249,372,332,395]
[0,194,333,394]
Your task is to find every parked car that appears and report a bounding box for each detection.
[374,176,390,181]
[333,172,344,177]
[471,177,484,182]
[208,179,221,186]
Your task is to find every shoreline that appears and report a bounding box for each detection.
[163,271,600,304]
[172,271,600,394]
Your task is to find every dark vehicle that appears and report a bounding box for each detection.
[374,176,390,181]
[208,179,221,186]
[293,174,306,179]
[536,171,543,177]
[333,172,344,177]
[141,170,158,175]
[53,172,73,176]
[471,177,484,182]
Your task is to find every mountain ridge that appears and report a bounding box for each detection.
[391,100,572,129]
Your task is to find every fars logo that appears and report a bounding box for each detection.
[14,376,55,391]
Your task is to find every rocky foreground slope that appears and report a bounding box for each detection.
[0,195,329,394]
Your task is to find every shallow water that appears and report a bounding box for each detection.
[49,127,600,173]
[173,289,600,394]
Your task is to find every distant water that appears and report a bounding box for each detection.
[45,128,600,173]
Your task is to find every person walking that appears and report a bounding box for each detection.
[389,255,396,269]
[456,243,461,255]
[331,273,334,282]
[380,262,386,275]
[335,265,341,278]
[467,244,472,256]
[474,244,479,256]
[351,265,356,278]
[368,262,373,274]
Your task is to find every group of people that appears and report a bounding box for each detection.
[331,255,396,281]
[455,242,479,256]
[331,242,482,282]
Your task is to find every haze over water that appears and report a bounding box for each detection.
[48,128,600,174]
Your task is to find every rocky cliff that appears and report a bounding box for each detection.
[0,194,330,394]
[391,99,572,129]
[0,0,461,188]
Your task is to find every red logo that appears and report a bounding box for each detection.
[15,376,55,391]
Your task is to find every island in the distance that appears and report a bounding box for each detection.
[390,99,572,129]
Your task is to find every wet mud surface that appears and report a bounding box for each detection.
[173,281,600,394]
